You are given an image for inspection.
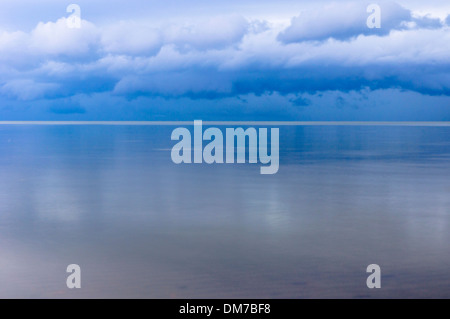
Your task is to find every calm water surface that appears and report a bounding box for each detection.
[0,125,449,298]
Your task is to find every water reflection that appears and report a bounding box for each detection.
[0,125,449,298]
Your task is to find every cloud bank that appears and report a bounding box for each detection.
[0,0,449,120]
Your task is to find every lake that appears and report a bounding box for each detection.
[0,124,449,298]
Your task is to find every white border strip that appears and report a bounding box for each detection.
[0,121,449,126]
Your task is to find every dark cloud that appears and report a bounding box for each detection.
[291,96,312,107]
[0,1,449,122]
[413,15,443,29]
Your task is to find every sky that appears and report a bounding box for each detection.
[0,0,449,120]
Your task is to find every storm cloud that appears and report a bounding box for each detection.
[0,0,449,120]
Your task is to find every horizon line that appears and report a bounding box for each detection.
[0,121,450,126]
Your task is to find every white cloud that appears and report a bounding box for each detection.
[0,29,27,51]
[278,1,411,42]
[0,79,59,100]
[36,61,77,76]
[30,18,99,55]
[162,15,249,50]
[0,3,449,102]
[101,21,162,55]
